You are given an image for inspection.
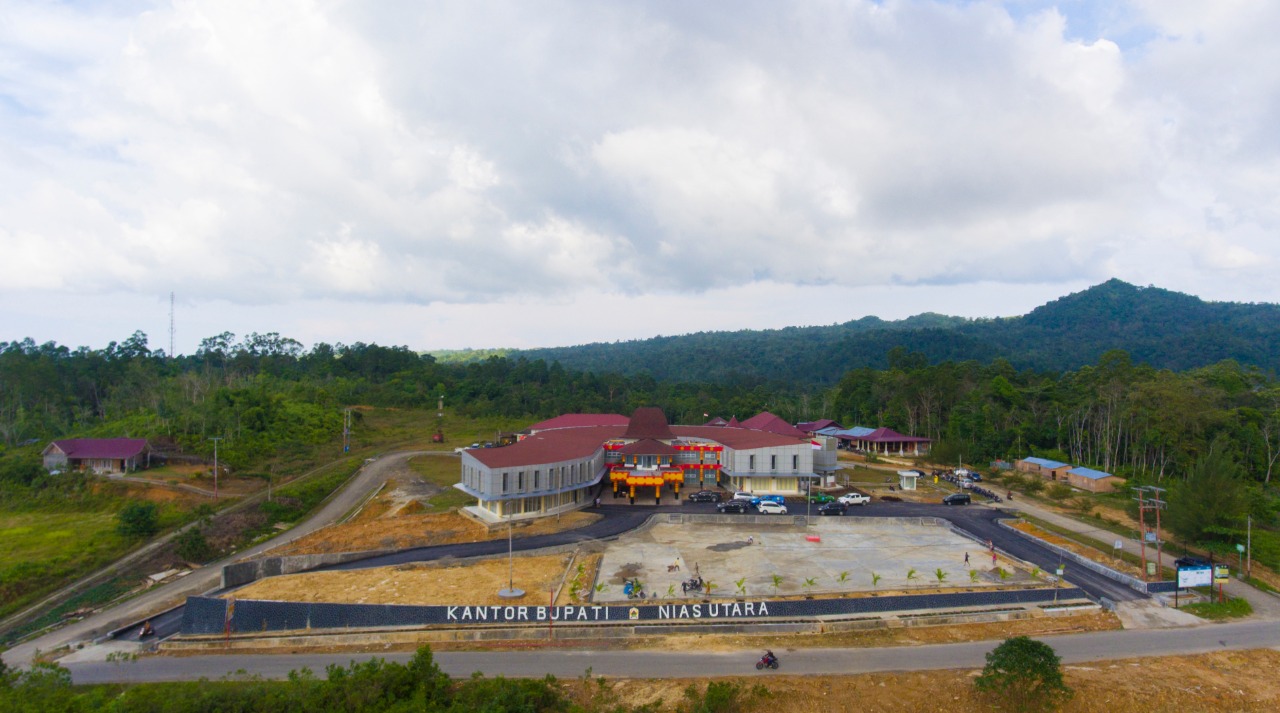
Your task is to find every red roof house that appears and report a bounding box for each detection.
[42,438,151,474]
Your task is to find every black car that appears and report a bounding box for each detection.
[688,490,721,503]
[717,500,750,513]
[817,501,848,516]
[942,493,971,506]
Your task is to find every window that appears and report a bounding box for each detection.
[770,455,777,471]
[749,455,756,471]
[502,472,509,493]
[534,470,541,490]
[793,455,799,470]
[518,471,525,491]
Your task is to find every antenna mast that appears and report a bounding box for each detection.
[169,291,176,357]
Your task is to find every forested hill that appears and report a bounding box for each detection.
[514,280,1280,384]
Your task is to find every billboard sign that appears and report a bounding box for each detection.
[1214,565,1230,584]
[1177,565,1212,588]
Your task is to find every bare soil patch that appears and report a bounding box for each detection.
[268,475,599,556]
[229,554,575,606]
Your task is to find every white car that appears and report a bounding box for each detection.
[732,491,756,501]
[757,501,788,514]
[838,493,871,506]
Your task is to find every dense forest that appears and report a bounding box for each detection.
[1,327,1277,487]
[511,280,1280,385]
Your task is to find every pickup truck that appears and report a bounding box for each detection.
[837,493,871,506]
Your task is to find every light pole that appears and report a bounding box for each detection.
[498,507,524,599]
[209,437,222,500]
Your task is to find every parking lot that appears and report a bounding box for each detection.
[593,517,1035,601]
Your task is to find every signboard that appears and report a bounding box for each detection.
[1177,565,1212,588]
[1214,565,1230,584]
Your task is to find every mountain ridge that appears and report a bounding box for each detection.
[486,280,1280,384]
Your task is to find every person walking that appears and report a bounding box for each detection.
[964,552,970,566]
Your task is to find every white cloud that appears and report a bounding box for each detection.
[1,0,1278,349]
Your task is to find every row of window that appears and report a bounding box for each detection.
[746,454,801,472]
[500,460,594,494]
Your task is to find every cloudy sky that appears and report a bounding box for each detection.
[2,1,1277,354]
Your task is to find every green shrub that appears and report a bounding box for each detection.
[975,636,1072,712]
[174,527,214,563]
[116,501,159,538]
[679,681,744,713]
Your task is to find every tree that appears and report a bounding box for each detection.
[116,501,159,538]
[1167,444,1251,544]
[975,636,1072,712]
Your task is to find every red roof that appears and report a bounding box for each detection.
[526,414,630,431]
[467,426,626,469]
[739,412,807,439]
[465,420,808,470]
[616,438,682,456]
[623,407,675,440]
[45,438,149,459]
[672,426,803,450]
[856,427,931,443]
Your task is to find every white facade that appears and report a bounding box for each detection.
[457,449,606,523]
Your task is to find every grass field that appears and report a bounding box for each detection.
[0,510,134,623]
[407,455,474,509]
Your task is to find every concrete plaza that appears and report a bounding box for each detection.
[593,517,1034,601]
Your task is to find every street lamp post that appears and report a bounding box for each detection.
[498,507,524,599]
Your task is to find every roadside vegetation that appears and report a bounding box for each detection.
[1181,595,1253,620]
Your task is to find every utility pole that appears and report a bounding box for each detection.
[343,408,351,453]
[1247,515,1253,578]
[209,437,222,500]
[1132,485,1167,581]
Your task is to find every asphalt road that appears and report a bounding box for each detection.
[66,618,1280,684]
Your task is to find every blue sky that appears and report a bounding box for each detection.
[2,1,1277,353]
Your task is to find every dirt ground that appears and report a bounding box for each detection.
[230,553,577,606]
[618,609,1121,651]
[556,648,1280,712]
[266,479,600,556]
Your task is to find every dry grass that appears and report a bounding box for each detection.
[556,648,1280,712]
[229,554,575,606]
